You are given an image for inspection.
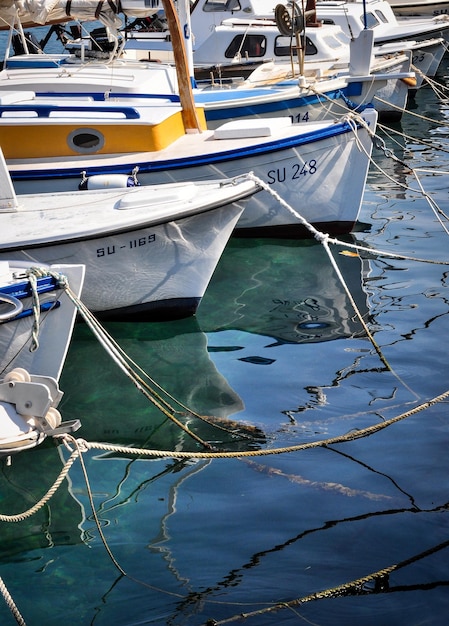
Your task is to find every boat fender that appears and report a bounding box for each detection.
[401,76,417,87]
[79,167,140,190]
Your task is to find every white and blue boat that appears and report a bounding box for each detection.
[0,0,413,124]
[0,0,378,236]
[0,260,85,458]
[0,92,379,235]
[0,146,257,318]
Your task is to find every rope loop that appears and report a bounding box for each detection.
[23,269,41,352]
[17,267,71,352]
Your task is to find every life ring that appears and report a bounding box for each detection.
[275,3,304,37]
[0,293,23,321]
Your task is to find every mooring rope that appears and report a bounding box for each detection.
[1,382,448,625]
[0,576,26,626]
[205,535,449,624]
[0,384,447,520]
[62,385,449,460]
[1,112,448,621]
[2,378,447,624]
[23,269,44,352]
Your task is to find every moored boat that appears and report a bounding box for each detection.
[0,147,257,319]
[0,8,413,123]
[0,97,378,235]
[0,260,85,457]
[0,0,379,237]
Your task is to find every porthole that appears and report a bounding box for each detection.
[67,128,105,154]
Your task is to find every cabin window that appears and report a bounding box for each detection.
[202,0,241,11]
[360,12,380,28]
[67,128,105,153]
[225,35,266,58]
[375,10,389,23]
[274,36,318,57]
[323,34,345,49]
[335,31,350,45]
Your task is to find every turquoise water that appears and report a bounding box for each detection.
[1,38,449,626]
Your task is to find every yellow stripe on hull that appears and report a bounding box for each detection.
[0,108,207,159]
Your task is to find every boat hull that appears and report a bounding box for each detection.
[200,72,406,126]
[5,110,378,237]
[0,204,244,319]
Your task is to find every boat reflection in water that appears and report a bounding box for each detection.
[197,237,369,346]
[0,235,373,619]
[57,237,369,455]
[0,314,255,561]
[58,316,264,450]
[194,236,375,442]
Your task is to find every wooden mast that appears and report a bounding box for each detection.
[161,0,202,132]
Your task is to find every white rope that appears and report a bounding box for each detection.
[0,576,26,626]
[337,114,449,238]
[246,168,449,266]
[23,270,42,352]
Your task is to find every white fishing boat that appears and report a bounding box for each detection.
[0,90,379,235]
[0,260,85,458]
[165,0,447,80]
[184,21,418,121]
[0,0,378,236]
[180,0,449,47]
[0,2,412,123]
[0,146,257,319]
[315,0,449,76]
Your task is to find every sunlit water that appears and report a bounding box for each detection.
[1,32,449,626]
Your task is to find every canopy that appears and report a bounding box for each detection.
[0,0,161,29]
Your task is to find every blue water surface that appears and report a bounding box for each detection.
[1,31,449,626]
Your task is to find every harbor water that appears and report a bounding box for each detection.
[1,35,449,626]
